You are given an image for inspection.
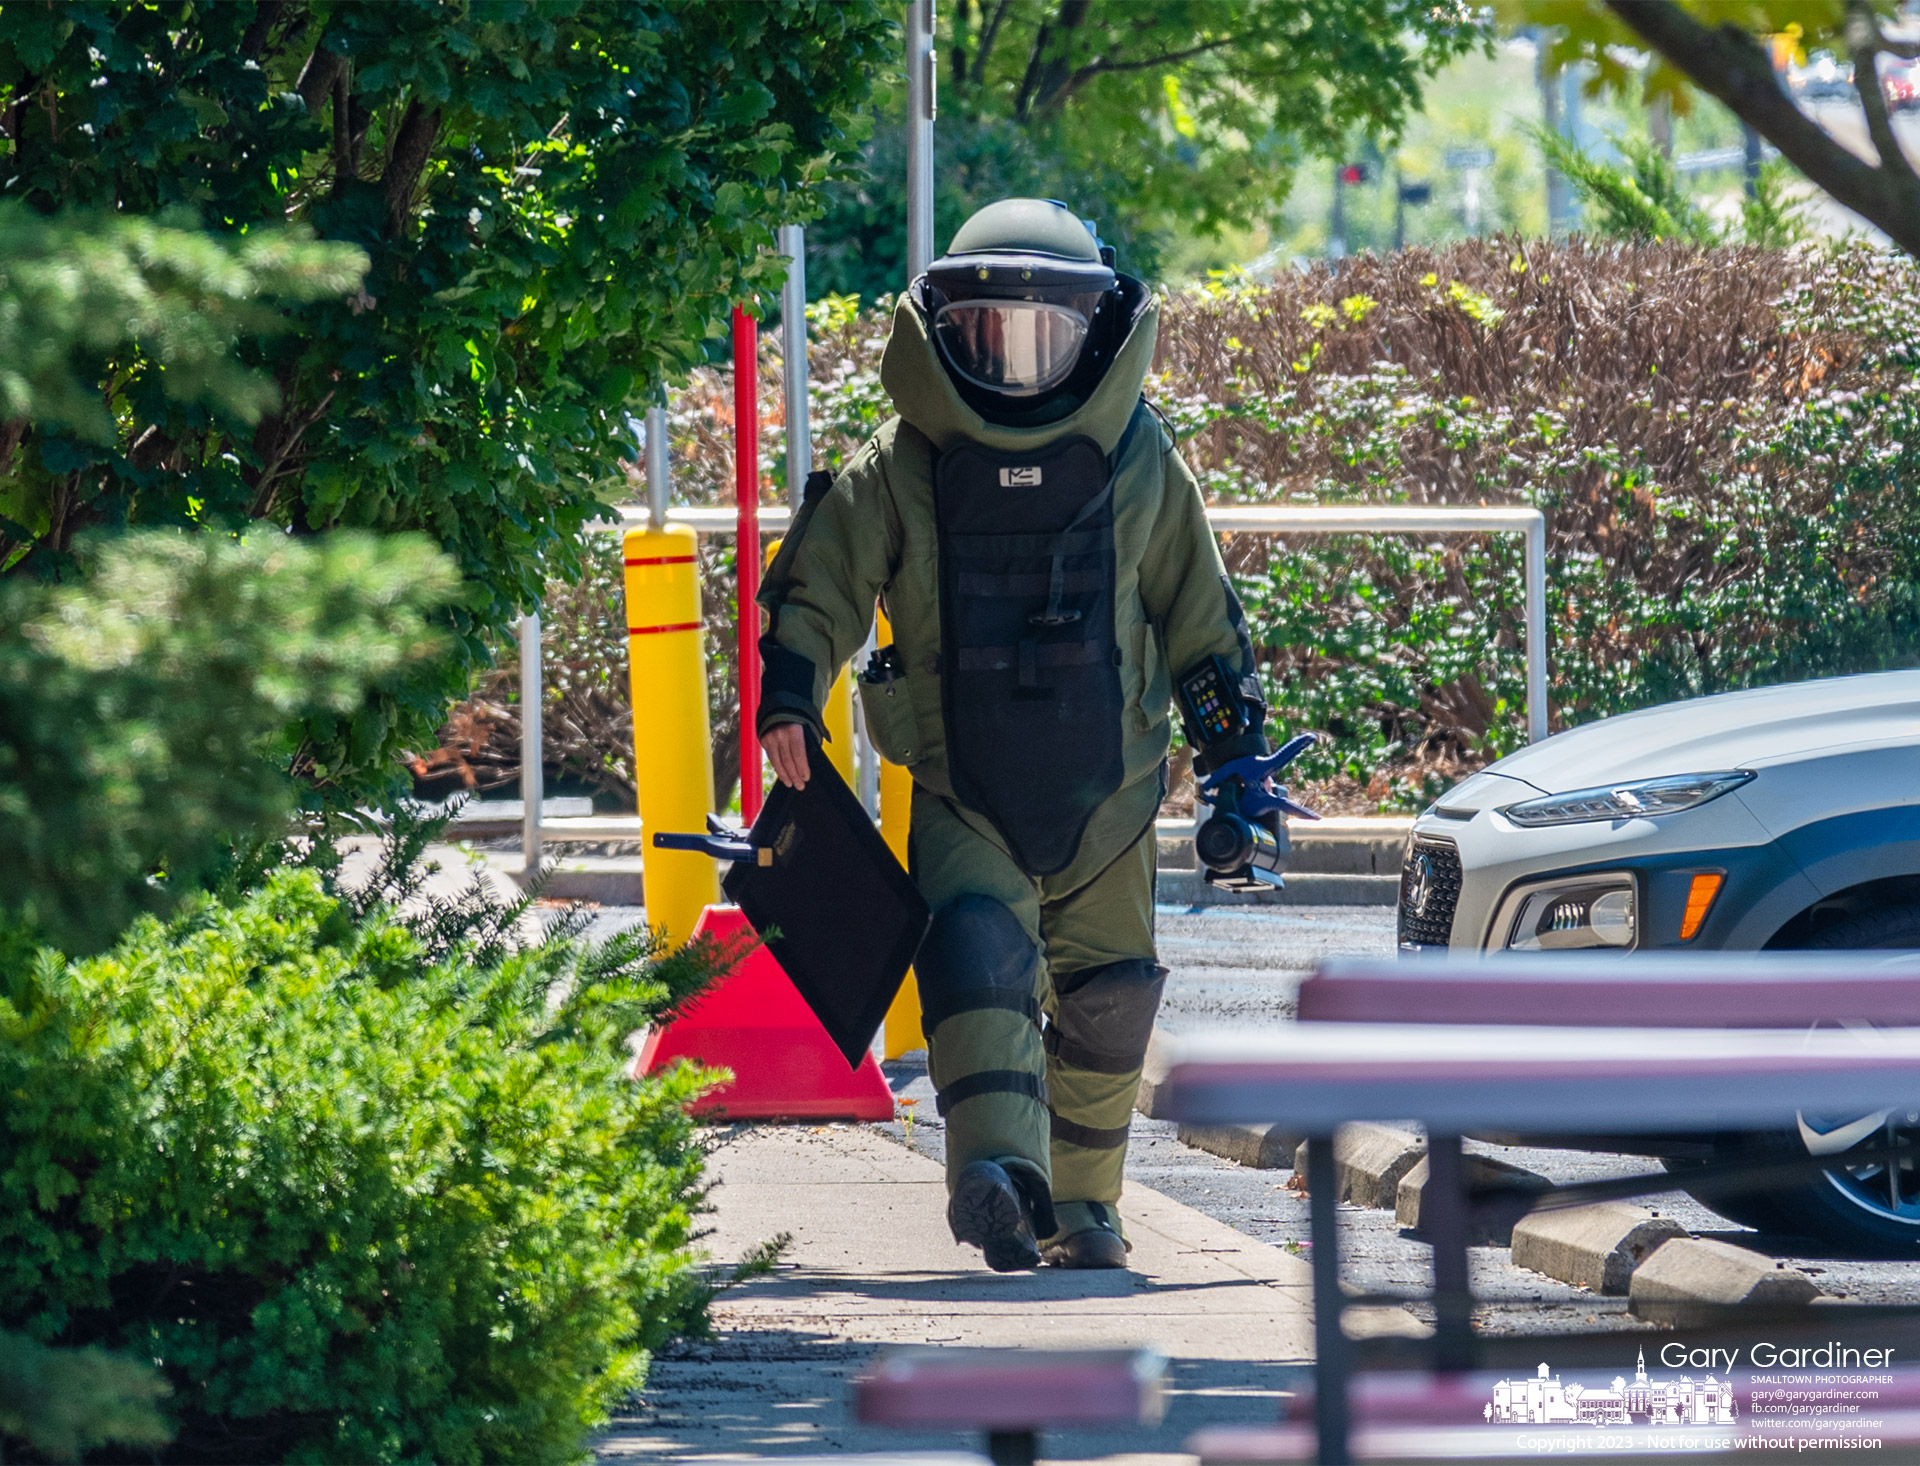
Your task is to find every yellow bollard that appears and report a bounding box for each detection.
[822,668,855,784]
[623,523,719,948]
[874,606,924,1058]
[766,538,856,786]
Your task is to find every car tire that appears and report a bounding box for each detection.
[1678,903,1920,1256]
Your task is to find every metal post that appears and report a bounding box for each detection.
[1537,36,1571,238]
[906,0,936,280]
[1306,1134,1350,1466]
[856,624,881,817]
[519,611,543,875]
[1329,159,1347,259]
[1524,510,1548,743]
[780,225,811,499]
[646,400,669,532]
[1426,1133,1475,1372]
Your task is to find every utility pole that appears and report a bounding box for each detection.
[1537,36,1575,236]
[906,0,936,279]
[1329,160,1347,259]
[779,223,810,505]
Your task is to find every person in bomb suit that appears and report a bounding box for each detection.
[757,198,1277,1271]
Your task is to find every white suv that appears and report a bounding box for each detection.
[1400,670,1920,1253]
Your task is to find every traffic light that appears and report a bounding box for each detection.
[1339,162,1369,185]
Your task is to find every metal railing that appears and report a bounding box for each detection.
[518,501,1549,863]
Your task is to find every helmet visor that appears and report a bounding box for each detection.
[932,299,1090,397]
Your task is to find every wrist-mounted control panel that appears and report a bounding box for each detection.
[1177,654,1268,766]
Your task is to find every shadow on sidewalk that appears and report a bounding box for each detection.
[597,1329,1308,1461]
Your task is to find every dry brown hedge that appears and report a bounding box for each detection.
[423,239,1920,814]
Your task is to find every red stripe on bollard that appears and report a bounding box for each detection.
[629,621,703,636]
[625,555,698,567]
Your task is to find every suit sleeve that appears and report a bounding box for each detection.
[754,435,902,739]
[1137,441,1255,683]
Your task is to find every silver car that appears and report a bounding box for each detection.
[1400,670,1920,1253]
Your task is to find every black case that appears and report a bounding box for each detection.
[722,741,929,1068]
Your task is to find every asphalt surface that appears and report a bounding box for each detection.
[583,901,1920,1332]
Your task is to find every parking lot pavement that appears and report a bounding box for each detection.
[587,901,1920,1329]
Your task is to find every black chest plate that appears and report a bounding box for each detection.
[933,430,1126,875]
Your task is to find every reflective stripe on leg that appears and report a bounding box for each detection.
[937,1070,1050,1116]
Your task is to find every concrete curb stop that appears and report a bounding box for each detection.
[1510,1202,1688,1294]
[1628,1238,1823,1325]
[1395,1153,1552,1245]
[1135,1030,1173,1119]
[1293,1124,1427,1210]
[1178,1122,1306,1170]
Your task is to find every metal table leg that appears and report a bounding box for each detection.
[1305,1134,1350,1466]
[985,1429,1037,1465]
[1426,1132,1474,1372]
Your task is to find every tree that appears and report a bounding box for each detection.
[1513,1,1920,258]
[811,0,1488,297]
[0,1,893,799]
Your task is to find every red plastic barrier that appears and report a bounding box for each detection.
[637,905,896,1121]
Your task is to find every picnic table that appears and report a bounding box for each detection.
[1158,1008,1920,1464]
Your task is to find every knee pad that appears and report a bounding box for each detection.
[917,893,1043,1041]
[1045,958,1166,1074]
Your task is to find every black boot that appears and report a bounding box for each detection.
[1041,1200,1130,1270]
[949,1159,1042,1272]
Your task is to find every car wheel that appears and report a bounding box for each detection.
[1680,904,1920,1255]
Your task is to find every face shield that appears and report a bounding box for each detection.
[931,296,1106,397]
[923,249,1117,401]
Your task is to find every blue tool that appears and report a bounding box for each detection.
[1194,732,1321,890]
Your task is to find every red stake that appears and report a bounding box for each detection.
[734,304,763,822]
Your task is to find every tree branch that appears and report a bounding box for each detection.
[239,0,286,61]
[1603,0,1920,257]
[1027,0,1091,117]
[295,40,341,116]
[1845,0,1920,206]
[950,0,971,90]
[331,62,354,183]
[970,0,1011,85]
[1064,33,1238,93]
[382,99,442,237]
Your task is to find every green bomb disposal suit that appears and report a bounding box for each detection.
[756,201,1259,1271]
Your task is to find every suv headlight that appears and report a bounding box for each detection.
[1499,875,1637,951]
[1502,771,1754,828]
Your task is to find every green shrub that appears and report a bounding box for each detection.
[453,241,1920,814]
[0,829,734,1464]
[0,529,455,955]
[0,1,896,805]
[0,1326,172,1460]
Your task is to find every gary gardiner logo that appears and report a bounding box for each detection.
[1486,1351,1734,1428]
[998,465,1043,487]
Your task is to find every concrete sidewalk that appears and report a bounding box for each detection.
[596,1124,1412,1462]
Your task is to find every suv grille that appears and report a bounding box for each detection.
[1398,836,1462,948]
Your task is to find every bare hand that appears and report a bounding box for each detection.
[764,722,810,789]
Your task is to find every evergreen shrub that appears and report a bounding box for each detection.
[0,831,733,1464]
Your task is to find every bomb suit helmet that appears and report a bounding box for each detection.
[922,198,1119,402]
